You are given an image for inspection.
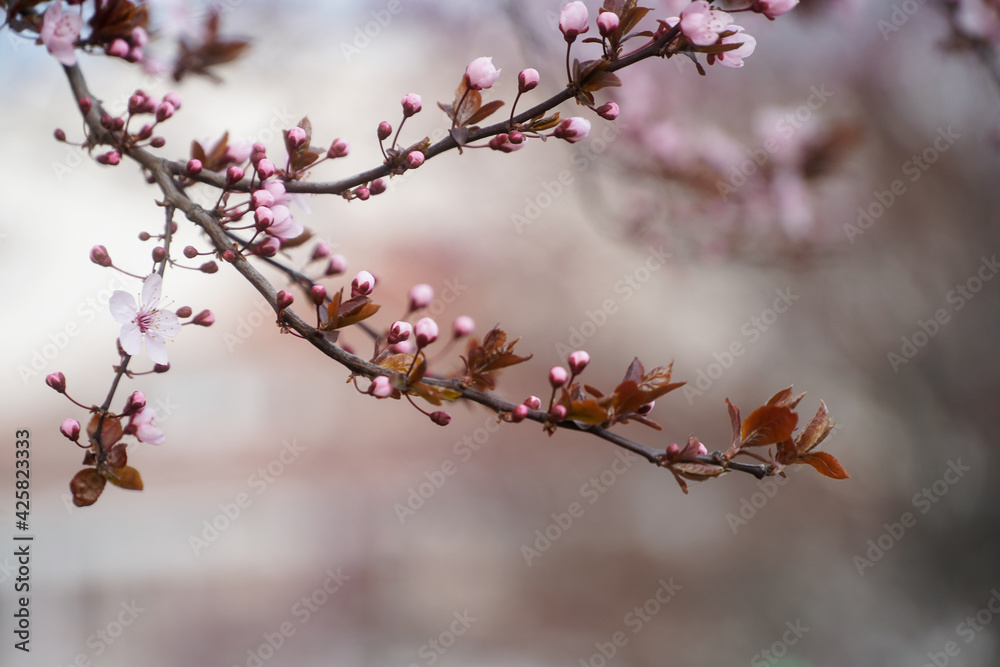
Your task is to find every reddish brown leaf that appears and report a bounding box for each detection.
[740,405,798,448]
[724,398,742,457]
[765,386,806,410]
[795,401,833,454]
[104,465,144,490]
[799,452,850,479]
[466,100,505,126]
[671,461,726,481]
[86,413,123,449]
[564,398,610,425]
[106,443,127,469]
[70,469,106,507]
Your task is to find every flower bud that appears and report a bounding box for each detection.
[46,372,66,393]
[465,56,501,90]
[54,128,66,142]
[123,390,146,416]
[430,410,452,426]
[637,401,654,416]
[287,126,307,148]
[79,97,92,115]
[597,11,619,36]
[138,232,151,241]
[553,117,591,143]
[153,363,170,373]
[354,186,370,201]
[135,124,154,140]
[401,93,422,117]
[524,396,542,410]
[90,245,112,267]
[310,284,327,305]
[175,305,193,318]
[326,255,347,276]
[518,68,540,93]
[595,102,619,120]
[388,321,413,344]
[192,309,215,326]
[369,178,387,195]
[276,290,295,310]
[199,260,219,274]
[180,246,197,260]
[371,375,393,398]
[405,151,425,169]
[415,317,439,347]
[163,91,182,110]
[256,237,280,257]
[251,189,275,209]
[453,315,475,338]
[559,1,590,41]
[131,27,149,47]
[753,0,799,19]
[60,418,81,441]
[377,121,392,141]
[256,158,276,180]
[186,159,202,177]
[352,270,375,297]
[667,443,680,458]
[152,246,166,262]
[311,241,331,261]
[226,166,244,186]
[155,101,175,122]
[549,404,568,421]
[97,151,120,165]
[254,206,274,231]
[150,136,166,148]
[549,366,569,387]
[511,404,529,422]
[568,350,590,375]
[408,283,434,311]
[108,38,129,58]
[222,249,237,263]
[328,138,350,158]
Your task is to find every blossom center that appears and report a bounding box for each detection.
[134,308,155,333]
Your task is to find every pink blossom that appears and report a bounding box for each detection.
[276,291,295,309]
[123,390,146,416]
[453,315,475,338]
[568,350,590,375]
[597,11,620,36]
[405,151,425,169]
[560,2,590,41]
[679,0,734,46]
[90,245,112,267]
[327,255,347,276]
[511,404,529,422]
[371,376,393,398]
[127,406,165,445]
[109,274,180,365]
[716,27,756,68]
[287,127,307,148]
[415,317,439,347]
[352,271,375,297]
[328,138,350,158]
[524,396,542,410]
[41,2,82,65]
[46,372,66,393]
[388,321,413,344]
[60,418,81,441]
[753,0,799,19]
[377,121,392,141]
[408,283,434,311]
[401,93,422,117]
[553,117,591,143]
[266,204,304,239]
[596,102,620,120]
[518,68,540,93]
[107,38,129,58]
[549,366,569,387]
[465,56,501,90]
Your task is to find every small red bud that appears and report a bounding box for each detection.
[183,246,198,259]
[511,404,529,422]
[226,166,244,186]
[186,159,202,177]
[222,249,237,262]
[549,404,568,421]
[90,245,112,267]
[152,246,167,262]
[549,366,569,388]
[200,261,219,274]
[326,255,347,276]
[153,363,170,373]
[150,137,166,148]
[192,309,215,326]
[79,97,92,115]
[430,411,452,426]
[310,285,327,305]
[377,121,392,141]
[175,306,193,318]
[54,128,66,142]
[276,290,295,310]
[46,372,66,393]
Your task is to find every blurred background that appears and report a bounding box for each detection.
[2,0,1000,665]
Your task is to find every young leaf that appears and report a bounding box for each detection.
[104,465,144,490]
[70,468,106,507]
[795,401,833,454]
[740,405,798,448]
[799,452,850,479]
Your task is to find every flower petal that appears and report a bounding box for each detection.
[118,322,143,355]
[144,335,169,365]
[141,273,163,309]
[153,310,181,338]
[109,291,137,323]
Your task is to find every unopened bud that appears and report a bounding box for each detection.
[453,315,475,338]
[310,284,327,305]
[401,93,423,117]
[518,68,540,93]
[175,306,193,318]
[369,178,387,195]
[276,290,295,310]
[549,366,569,388]
[123,390,146,416]
[549,404,568,421]
[405,151,425,169]
[430,410,452,426]
[226,166,244,186]
[186,159,202,177]
[287,126,307,148]
[388,321,413,344]
[568,350,590,375]
[524,396,542,410]
[183,245,198,259]
[46,372,66,393]
[326,255,347,276]
[408,284,434,311]
[60,418,81,441]
[351,270,375,297]
[328,138,350,158]
[199,260,219,273]
[152,246,166,262]
[511,404,529,422]
[415,317,439,347]
[90,245,112,267]
[377,121,392,141]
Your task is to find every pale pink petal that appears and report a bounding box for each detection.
[141,273,163,308]
[109,291,137,323]
[144,335,169,365]
[119,322,143,355]
[154,311,181,338]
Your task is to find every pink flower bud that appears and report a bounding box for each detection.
[108,38,129,58]
[637,401,654,416]
[256,237,280,257]
[595,102,619,120]
[753,0,799,19]
[163,91,182,110]
[254,206,274,231]
[568,350,590,375]
[524,396,542,410]
[696,442,708,456]
[199,260,218,274]
[549,404,568,421]
[508,131,525,144]
[152,246,166,262]
[222,249,237,263]
[452,315,475,338]
[99,113,113,129]
[415,317,439,347]
[193,309,215,326]
[138,232,151,241]
[352,270,375,297]
[326,255,347,276]
[123,390,146,416]
[60,418,81,441]
[46,372,66,393]
[79,97,92,114]
[226,166,244,185]
[430,411,452,426]
[251,189,274,209]
[597,11,619,36]
[388,321,413,344]
[54,128,66,141]
[553,117,591,143]
[155,101,175,122]
[152,363,170,373]
[310,285,327,305]
[131,27,148,47]
[311,241,331,261]
[667,443,680,458]
[354,186,370,201]
[511,404,529,422]
[518,68,540,93]
[377,121,392,141]
[465,56,501,90]
[559,1,590,41]
[401,93,423,117]
[391,339,417,355]
[405,151,425,169]
[287,126,307,148]
[256,158,276,180]
[90,245,112,267]
[186,159,202,177]
[328,138,350,158]
[549,366,569,387]
[97,151,120,165]
[371,375,393,398]
[369,178,387,195]
[277,290,295,310]
[175,306,193,318]
[408,283,434,311]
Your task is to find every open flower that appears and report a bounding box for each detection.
[679,1,734,46]
[716,27,756,68]
[109,274,180,365]
[41,2,82,66]
[126,406,165,445]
